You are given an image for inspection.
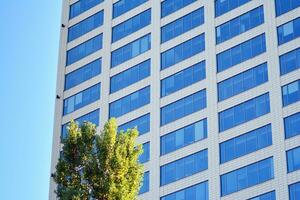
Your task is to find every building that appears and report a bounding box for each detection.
[49,0,300,199]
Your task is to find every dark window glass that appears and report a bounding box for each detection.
[289,181,300,200]
[284,112,300,139]
[275,0,300,16]
[110,59,150,93]
[277,17,300,45]
[215,0,251,17]
[65,59,101,90]
[287,146,300,173]
[282,80,300,106]
[161,0,196,18]
[70,0,104,19]
[160,149,208,186]
[139,142,150,164]
[279,47,300,75]
[113,0,148,18]
[118,114,150,135]
[63,83,100,115]
[248,191,276,200]
[139,171,149,194]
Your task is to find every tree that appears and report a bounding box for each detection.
[52,118,144,200]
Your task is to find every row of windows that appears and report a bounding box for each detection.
[220,124,272,163]
[66,34,103,66]
[113,0,148,19]
[287,146,300,173]
[280,47,300,76]
[63,83,100,116]
[216,6,264,44]
[249,191,276,200]
[118,113,150,136]
[275,0,300,16]
[139,142,150,164]
[161,34,205,70]
[69,0,103,19]
[221,157,274,196]
[219,93,270,132]
[161,0,196,18]
[282,79,300,107]
[112,9,151,43]
[284,112,300,139]
[289,181,300,200]
[218,62,268,101]
[61,109,100,141]
[161,90,206,126]
[161,118,207,156]
[215,0,251,17]
[277,17,300,45]
[217,34,266,72]
[160,149,208,186]
[161,181,208,200]
[139,171,149,194]
[109,86,150,118]
[65,59,101,90]
[110,59,150,94]
[111,34,151,68]
[68,11,103,42]
[161,61,206,97]
[161,7,204,43]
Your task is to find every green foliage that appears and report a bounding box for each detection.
[52,118,144,200]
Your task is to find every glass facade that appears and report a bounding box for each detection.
[289,182,300,200]
[161,0,196,18]
[65,59,101,90]
[118,114,150,135]
[63,83,100,115]
[215,0,251,17]
[161,7,204,43]
[220,124,272,163]
[161,61,206,97]
[110,59,150,93]
[139,171,149,194]
[161,90,206,126]
[279,47,300,76]
[113,0,148,19]
[161,119,207,155]
[112,9,151,43]
[218,63,268,101]
[109,86,150,118]
[275,0,300,16]
[221,157,274,196]
[287,146,300,173]
[66,34,102,66]
[161,34,205,70]
[139,142,150,164]
[284,112,300,139]
[160,149,208,186]
[277,17,300,45]
[282,80,300,107]
[111,34,151,68]
[249,191,276,200]
[219,93,270,132]
[69,0,103,19]
[216,6,264,44]
[217,34,266,72]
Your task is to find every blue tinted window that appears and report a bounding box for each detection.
[161,181,208,200]
[215,0,251,17]
[284,112,300,139]
[112,9,151,43]
[69,0,103,19]
[160,149,208,186]
[220,124,272,163]
[161,61,205,97]
[139,142,150,164]
[68,11,103,42]
[161,90,206,126]
[66,34,102,66]
[218,63,268,101]
[161,7,204,43]
[282,80,300,106]
[219,93,270,132]
[289,181,300,200]
[110,59,150,93]
[61,109,100,141]
[216,6,264,44]
[287,146,300,173]
[63,83,100,115]
[161,119,207,155]
[111,34,151,68]
[249,191,276,200]
[278,18,300,45]
[139,171,149,194]
[275,0,300,16]
[161,34,205,70]
[217,34,266,72]
[280,47,300,75]
[113,0,148,19]
[161,0,196,18]
[118,114,150,135]
[65,59,101,90]
[221,157,274,196]
[109,86,150,118]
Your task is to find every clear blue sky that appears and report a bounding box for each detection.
[0,1,61,199]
